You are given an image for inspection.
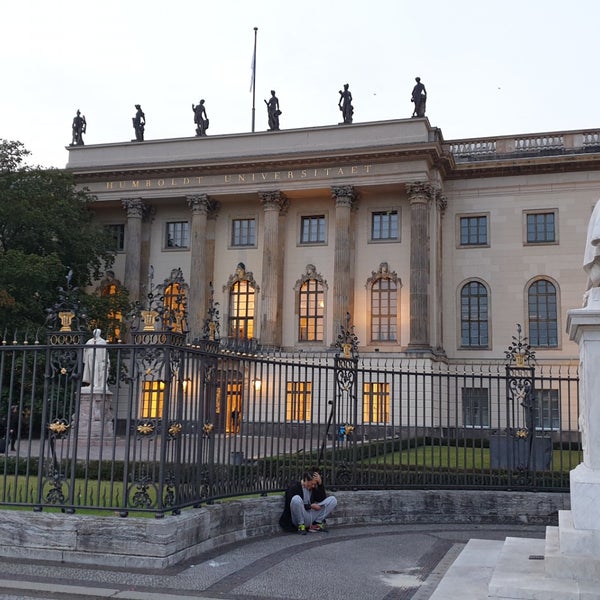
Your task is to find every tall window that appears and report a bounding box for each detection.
[299,280,324,341]
[229,280,255,339]
[101,279,122,342]
[231,218,256,247]
[535,389,560,431]
[163,282,186,333]
[460,282,488,347]
[371,278,397,342]
[459,215,488,246]
[141,380,165,418]
[528,279,558,347]
[371,210,399,241]
[526,212,556,244]
[104,224,125,251]
[286,382,312,421]
[300,215,326,244]
[166,221,189,248]
[363,382,390,423]
[462,387,490,427]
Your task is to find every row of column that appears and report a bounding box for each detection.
[121,181,445,349]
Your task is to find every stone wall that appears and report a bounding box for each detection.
[0,490,569,569]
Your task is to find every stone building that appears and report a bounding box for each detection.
[66,118,600,364]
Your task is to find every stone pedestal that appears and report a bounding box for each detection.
[78,389,114,444]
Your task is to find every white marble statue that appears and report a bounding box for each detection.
[583,199,600,306]
[82,329,110,392]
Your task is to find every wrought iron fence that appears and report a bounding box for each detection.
[0,336,580,516]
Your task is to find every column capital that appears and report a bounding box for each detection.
[186,194,218,216]
[259,190,288,213]
[406,181,438,204]
[331,185,357,208]
[121,197,147,218]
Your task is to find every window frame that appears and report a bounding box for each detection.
[370,209,400,243]
[104,223,125,252]
[524,209,558,246]
[285,381,313,422]
[298,279,325,342]
[230,217,257,248]
[363,382,391,424]
[462,387,490,428]
[457,213,490,248]
[299,214,327,246]
[527,278,559,348]
[228,280,255,340]
[459,280,490,349]
[165,221,190,249]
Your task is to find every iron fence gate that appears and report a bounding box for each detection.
[0,337,580,515]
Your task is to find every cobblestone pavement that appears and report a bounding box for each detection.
[0,523,546,600]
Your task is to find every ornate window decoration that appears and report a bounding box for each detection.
[460,280,489,348]
[294,264,327,342]
[223,263,259,340]
[527,278,558,347]
[366,262,400,343]
[157,268,189,334]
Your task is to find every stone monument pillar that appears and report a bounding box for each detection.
[79,329,114,444]
[259,191,287,347]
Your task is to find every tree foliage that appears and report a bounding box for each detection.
[0,139,117,332]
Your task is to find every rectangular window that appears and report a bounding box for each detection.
[286,381,312,421]
[462,387,489,427]
[300,215,326,244]
[105,224,125,251]
[526,212,556,244]
[363,382,390,423]
[231,218,256,247]
[535,389,560,431]
[166,221,189,248]
[140,380,165,418]
[371,211,399,241]
[459,216,488,246]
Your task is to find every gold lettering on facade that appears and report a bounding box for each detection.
[102,165,373,192]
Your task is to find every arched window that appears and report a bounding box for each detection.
[229,280,255,340]
[367,263,399,343]
[528,279,558,347]
[460,281,488,348]
[299,279,324,341]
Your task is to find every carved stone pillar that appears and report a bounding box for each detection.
[187,194,218,339]
[122,198,146,304]
[331,185,357,335]
[406,182,436,350]
[259,191,288,347]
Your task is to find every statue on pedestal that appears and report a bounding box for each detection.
[192,99,209,136]
[82,329,110,392]
[132,104,146,141]
[338,83,353,124]
[70,110,86,146]
[265,90,281,131]
[411,77,427,118]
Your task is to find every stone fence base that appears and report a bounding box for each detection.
[0,490,569,569]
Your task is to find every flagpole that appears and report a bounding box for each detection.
[251,27,258,133]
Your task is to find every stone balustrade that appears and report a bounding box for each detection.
[448,129,600,161]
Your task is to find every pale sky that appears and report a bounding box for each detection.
[2,0,598,168]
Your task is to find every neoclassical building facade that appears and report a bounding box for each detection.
[66,118,600,364]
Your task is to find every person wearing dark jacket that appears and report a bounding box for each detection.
[279,469,337,534]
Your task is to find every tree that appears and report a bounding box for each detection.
[0,139,117,333]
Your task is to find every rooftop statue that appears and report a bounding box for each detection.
[265,90,281,131]
[132,104,146,141]
[70,110,86,146]
[411,77,427,118]
[338,83,353,124]
[192,99,209,136]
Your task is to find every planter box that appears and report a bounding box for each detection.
[490,435,553,470]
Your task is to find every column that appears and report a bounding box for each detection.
[259,191,288,347]
[406,182,435,351]
[121,198,146,304]
[187,194,218,340]
[331,185,357,335]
